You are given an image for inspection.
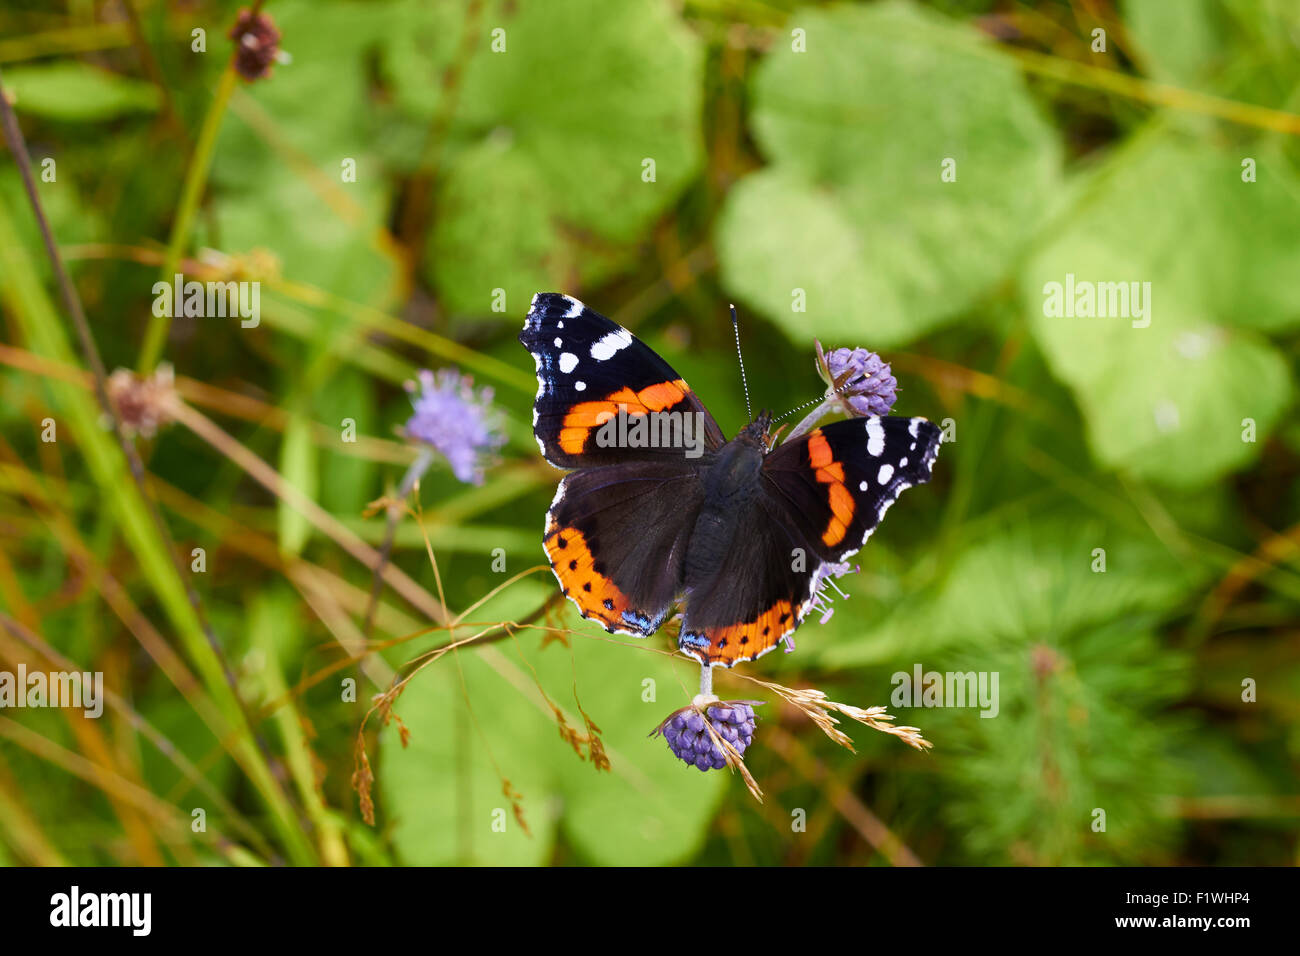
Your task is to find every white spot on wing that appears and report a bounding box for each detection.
[575,381,586,391]
[908,417,921,438]
[877,464,894,485]
[590,328,633,361]
[562,296,583,319]
[553,337,562,347]
[859,480,868,491]
[866,417,885,456]
[559,352,579,374]
[531,352,547,398]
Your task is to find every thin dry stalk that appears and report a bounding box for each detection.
[733,675,932,754]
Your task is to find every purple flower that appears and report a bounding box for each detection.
[403,369,504,485]
[657,701,759,771]
[820,343,898,418]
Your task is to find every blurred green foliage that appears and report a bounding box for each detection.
[0,0,1297,867]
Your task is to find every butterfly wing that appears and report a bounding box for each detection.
[522,292,723,636]
[678,415,942,667]
[544,461,704,636]
[678,494,820,666]
[763,415,942,564]
[520,293,726,469]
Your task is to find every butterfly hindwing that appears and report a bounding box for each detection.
[520,293,725,469]
[678,495,820,667]
[545,461,704,637]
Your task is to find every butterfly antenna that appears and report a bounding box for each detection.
[772,376,855,422]
[731,304,753,423]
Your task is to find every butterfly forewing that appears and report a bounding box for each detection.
[763,415,942,565]
[520,293,725,469]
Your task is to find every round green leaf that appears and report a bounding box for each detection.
[382,0,704,314]
[380,581,724,865]
[1022,136,1294,486]
[718,0,1060,347]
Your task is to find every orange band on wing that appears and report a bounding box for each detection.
[545,523,659,634]
[558,379,690,454]
[808,428,854,546]
[680,600,796,667]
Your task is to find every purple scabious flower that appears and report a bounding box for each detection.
[657,701,758,771]
[820,342,898,418]
[784,341,900,445]
[403,369,504,485]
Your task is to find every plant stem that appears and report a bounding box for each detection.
[362,449,435,638]
[784,400,831,444]
[138,65,238,372]
[173,402,448,624]
[0,70,315,865]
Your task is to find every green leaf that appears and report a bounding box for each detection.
[817,512,1205,669]
[277,415,318,556]
[211,0,401,309]
[552,627,725,866]
[1124,0,1300,104]
[2,63,160,121]
[382,647,560,866]
[380,581,724,865]
[718,0,1060,348]
[315,369,378,517]
[383,0,704,314]
[1021,134,1294,486]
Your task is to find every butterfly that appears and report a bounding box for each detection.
[519,293,942,668]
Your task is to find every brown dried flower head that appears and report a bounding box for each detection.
[106,363,178,439]
[228,9,283,82]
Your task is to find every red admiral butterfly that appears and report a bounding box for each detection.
[520,293,942,668]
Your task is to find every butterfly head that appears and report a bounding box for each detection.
[738,409,774,449]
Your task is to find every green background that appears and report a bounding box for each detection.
[0,0,1297,866]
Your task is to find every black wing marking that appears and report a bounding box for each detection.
[519,293,726,469]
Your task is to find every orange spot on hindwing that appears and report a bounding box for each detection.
[544,524,661,636]
[680,600,796,667]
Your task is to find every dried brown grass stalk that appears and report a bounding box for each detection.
[739,676,932,754]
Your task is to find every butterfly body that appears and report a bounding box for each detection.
[685,420,767,588]
[521,293,942,669]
